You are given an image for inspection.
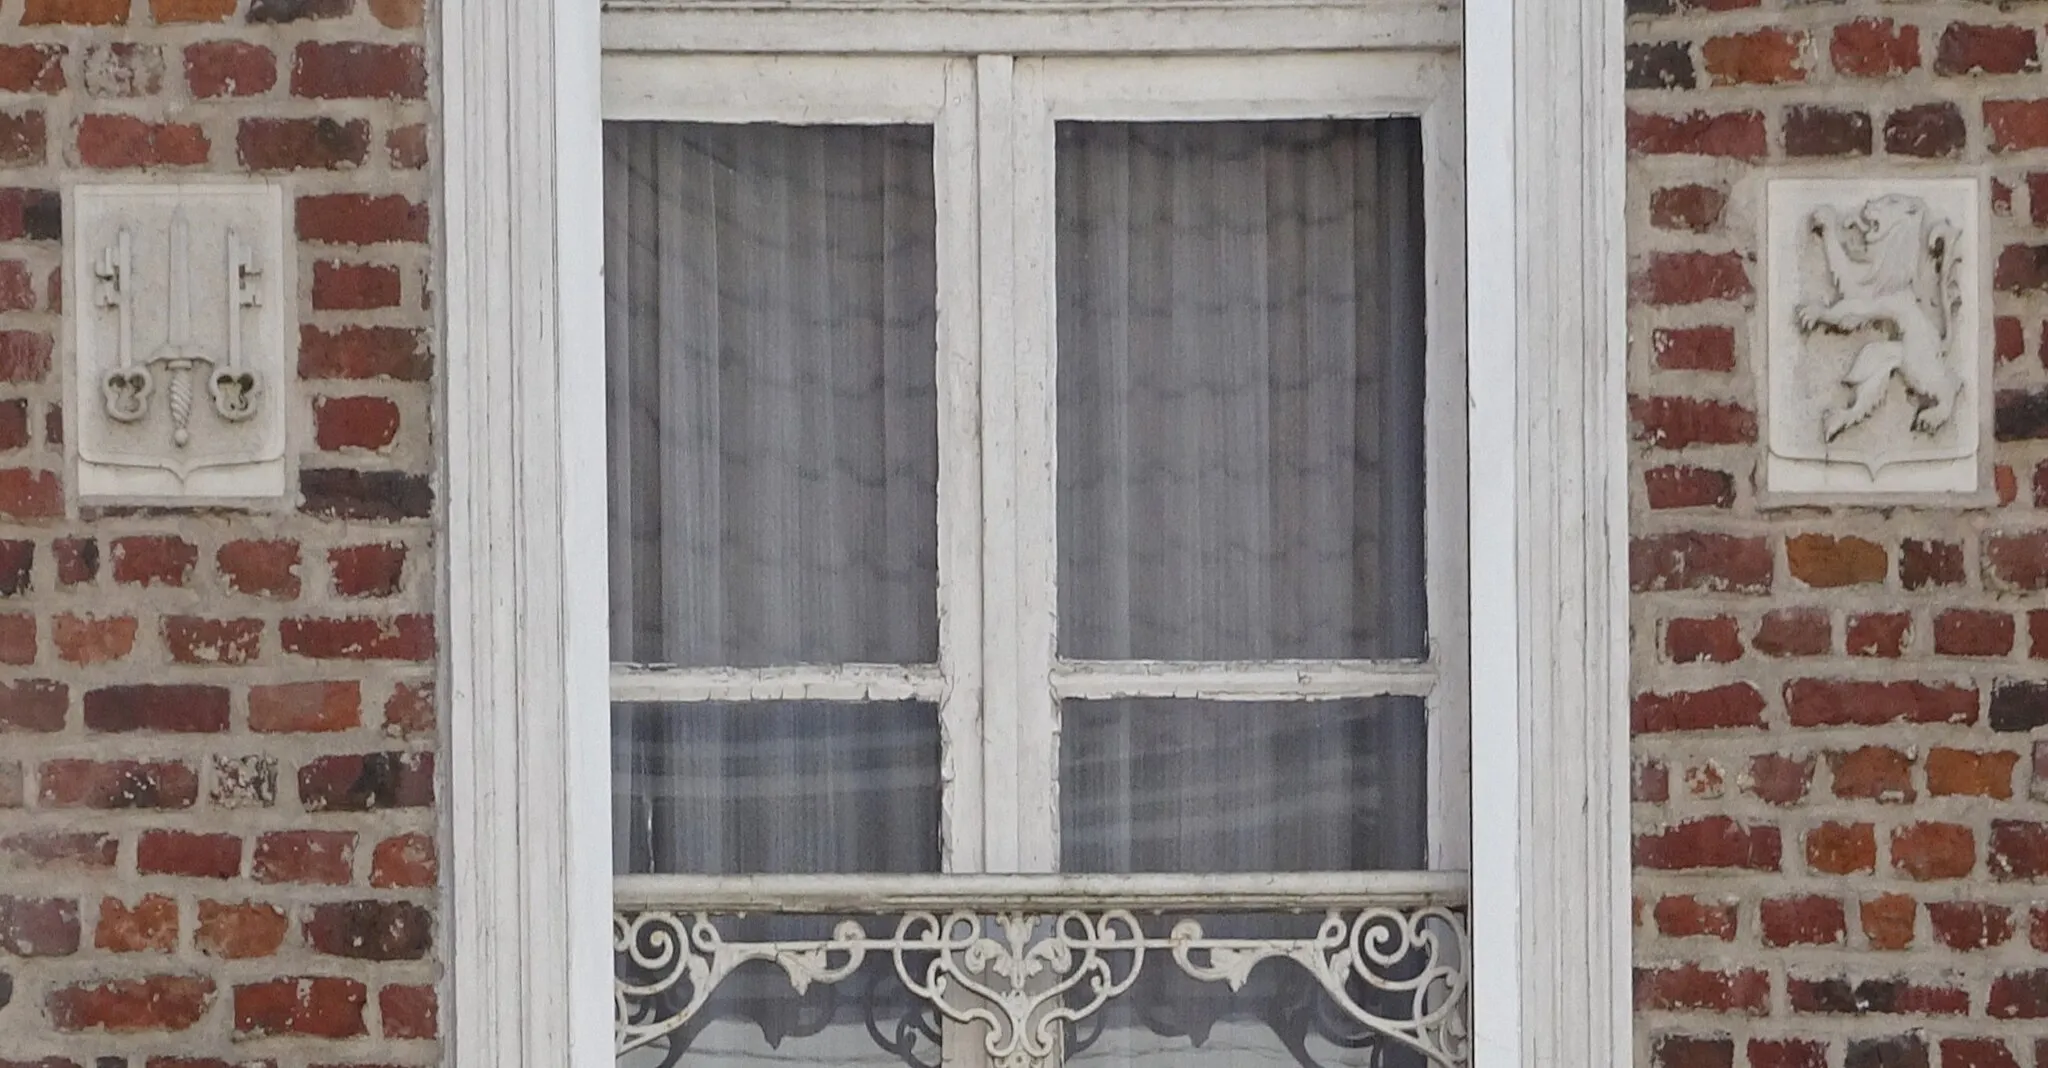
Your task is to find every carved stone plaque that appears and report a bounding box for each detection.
[70,183,290,502]
[1764,177,1987,500]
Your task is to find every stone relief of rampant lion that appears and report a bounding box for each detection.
[1794,193,1963,443]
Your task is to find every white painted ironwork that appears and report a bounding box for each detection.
[615,900,1470,1067]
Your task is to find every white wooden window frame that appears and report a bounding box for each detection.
[603,50,1466,890]
[438,0,1629,1064]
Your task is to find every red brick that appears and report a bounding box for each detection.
[298,325,431,380]
[1628,109,1766,159]
[0,678,65,732]
[1631,396,1755,449]
[1997,249,2048,296]
[162,616,263,666]
[1847,611,1912,658]
[1746,753,1813,806]
[1636,817,1780,871]
[137,830,240,879]
[55,612,140,665]
[1632,683,1764,733]
[1650,326,1734,373]
[2032,610,2048,658]
[305,900,432,960]
[1998,316,2027,361]
[1892,822,1976,881]
[0,895,79,956]
[1940,1040,2020,1068]
[387,122,427,168]
[249,681,360,733]
[370,833,436,888]
[151,0,238,21]
[1887,103,1968,158]
[0,46,65,94]
[0,260,34,313]
[1935,609,2015,656]
[1631,533,1770,593]
[1808,822,1877,875]
[1861,894,1916,950]
[184,41,275,98]
[292,42,427,101]
[82,43,165,98]
[1926,747,2018,798]
[0,538,27,595]
[77,114,208,169]
[0,613,32,665]
[1847,1037,1928,1068]
[312,261,401,310]
[1928,901,2014,950]
[1633,253,1751,307]
[313,395,401,451]
[298,751,433,811]
[0,832,116,871]
[1786,678,1978,727]
[1702,28,1805,85]
[281,615,434,661]
[1985,530,2048,590]
[1988,99,2048,152]
[84,684,230,733]
[1653,895,1737,940]
[252,831,355,885]
[0,468,62,518]
[1754,607,1829,658]
[1761,895,1845,947]
[383,681,433,738]
[300,467,430,519]
[1990,820,2048,880]
[53,536,96,584]
[0,331,53,382]
[1664,615,1739,663]
[39,760,196,810]
[249,0,352,20]
[1648,184,1725,233]
[1633,963,1769,1015]
[1645,465,1734,509]
[1899,538,1963,589]
[1936,23,2040,76]
[1634,758,1669,803]
[48,976,214,1032]
[238,117,369,171]
[22,0,131,24]
[1989,970,2048,1018]
[112,534,197,587]
[0,110,47,167]
[96,894,176,953]
[1833,18,1919,77]
[380,984,435,1039]
[234,976,367,1038]
[196,900,287,959]
[0,397,29,448]
[297,194,429,245]
[1830,746,1914,803]
[329,543,406,598]
[217,538,300,598]
[1788,975,1967,1016]
[1784,106,1872,158]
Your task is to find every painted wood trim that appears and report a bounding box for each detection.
[610,664,947,703]
[1465,1,1631,1065]
[614,871,1469,911]
[1051,660,1438,700]
[601,3,1458,55]
[441,0,613,1064]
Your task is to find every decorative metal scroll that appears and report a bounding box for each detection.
[615,906,1469,1067]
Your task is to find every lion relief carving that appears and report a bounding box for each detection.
[1794,193,1964,444]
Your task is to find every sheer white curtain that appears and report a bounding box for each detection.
[1054,120,1430,876]
[605,122,943,879]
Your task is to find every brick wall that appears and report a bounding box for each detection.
[1629,3,2048,1068]
[0,0,439,1064]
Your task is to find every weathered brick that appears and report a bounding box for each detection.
[0,897,79,956]
[1753,607,1829,658]
[1631,533,1771,593]
[298,752,434,811]
[304,900,432,960]
[1926,747,2018,799]
[1628,110,1766,159]
[84,685,230,733]
[1887,103,1967,158]
[313,395,401,451]
[1988,100,2048,153]
[1928,901,2014,951]
[195,900,287,959]
[298,325,432,380]
[1847,612,1912,658]
[47,976,214,1032]
[1830,746,1914,803]
[1989,820,2048,880]
[39,760,197,810]
[251,831,354,885]
[233,976,367,1038]
[1634,963,1770,1015]
[292,42,427,101]
[96,895,176,953]
[1892,822,1976,881]
[0,679,66,732]
[370,833,436,888]
[1633,684,1764,733]
[51,613,136,666]
[1936,24,2039,77]
[184,41,275,98]
[1637,817,1781,871]
[1808,822,1878,875]
[299,468,433,521]
[0,46,66,94]
[1762,895,1844,947]
[237,117,369,171]
[249,681,360,733]
[137,831,240,880]
[380,983,436,1039]
[111,535,196,587]
[162,617,263,665]
[22,0,131,24]
[1861,894,1915,950]
[76,114,208,169]
[1833,19,1919,78]
[216,538,300,598]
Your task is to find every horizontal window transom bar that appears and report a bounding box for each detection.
[1053,659,1437,700]
[613,870,1467,910]
[610,663,945,703]
[600,1,1458,55]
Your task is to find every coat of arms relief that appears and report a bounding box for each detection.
[71,184,290,502]
[1764,178,1986,499]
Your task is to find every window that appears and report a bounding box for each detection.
[602,48,1470,1068]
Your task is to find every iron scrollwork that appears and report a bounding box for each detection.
[615,906,1470,1067]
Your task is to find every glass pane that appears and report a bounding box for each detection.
[604,122,941,667]
[618,915,942,1068]
[613,702,942,875]
[1062,912,1444,1068]
[1056,119,1428,661]
[1060,698,1427,873]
